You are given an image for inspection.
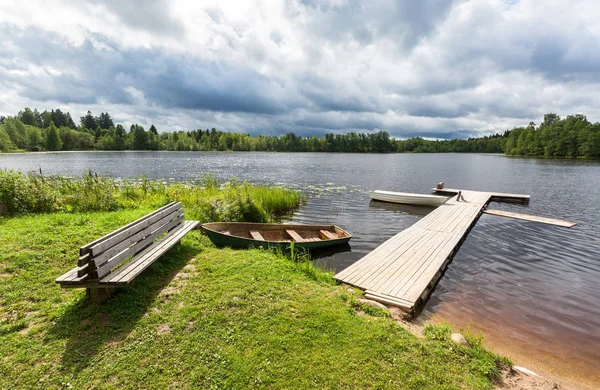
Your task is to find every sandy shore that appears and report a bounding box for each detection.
[384,306,590,390]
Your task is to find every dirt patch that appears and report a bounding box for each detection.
[159,286,180,300]
[18,323,33,335]
[0,273,11,278]
[388,307,424,337]
[157,324,171,335]
[496,367,562,390]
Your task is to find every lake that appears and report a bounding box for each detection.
[2,151,599,386]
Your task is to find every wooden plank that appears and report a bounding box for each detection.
[364,291,412,311]
[77,253,90,267]
[339,228,428,285]
[76,263,89,278]
[365,290,413,307]
[285,229,307,243]
[90,208,183,269]
[249,230,265,241]
[433,188,530,204]
[55,267,90,285]
[483,209,576,228]
[94,215,185,280]
[320,230,337,240]
[100,221,199,286]
[55,268,79,283]
[363,229,440,291]
[89,202,182,257]
[79,202,177,256]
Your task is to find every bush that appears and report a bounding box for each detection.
[0,170,57,215]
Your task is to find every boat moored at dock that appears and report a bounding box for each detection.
[369,190,449,207]
[202,222,352,250]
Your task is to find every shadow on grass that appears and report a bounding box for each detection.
[46,238,202,377]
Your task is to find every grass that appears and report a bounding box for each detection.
[0,170,303,222]
[0,208,509,389]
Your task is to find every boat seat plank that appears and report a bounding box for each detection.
[320,230,338,240]
[249,230,265,241]
[285,229,307,242]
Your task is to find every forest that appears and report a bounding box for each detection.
[0,108,599,158]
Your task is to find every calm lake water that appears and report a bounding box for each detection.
[2,151,599,385]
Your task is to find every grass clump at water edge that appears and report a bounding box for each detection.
[0,169,304,222]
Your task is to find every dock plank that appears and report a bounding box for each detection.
[335,189,497,313]
[483,209,576,228]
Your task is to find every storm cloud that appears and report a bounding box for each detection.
[1,0,599,138]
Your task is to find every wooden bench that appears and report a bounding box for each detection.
[55,202,199,302]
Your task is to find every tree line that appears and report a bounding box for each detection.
[0,108,598,158]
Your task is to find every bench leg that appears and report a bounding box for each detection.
[87,287,113,303]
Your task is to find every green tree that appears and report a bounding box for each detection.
[46,121,63,151]
[114,124,126,150]
[97,112,114,129]
[18,108,40,127]
[0,125,14,151]
[131,125,149,150]
[3,118,27,149]
[80,111,97,130]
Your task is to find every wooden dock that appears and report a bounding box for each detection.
[334,188,529,313]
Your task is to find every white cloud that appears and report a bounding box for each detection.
[1,0,600,138]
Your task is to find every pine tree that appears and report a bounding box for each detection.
[80,111,97,130]
[97,112,114,129]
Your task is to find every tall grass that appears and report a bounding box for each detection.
[0,169,304,222]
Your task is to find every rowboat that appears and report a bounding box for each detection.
[369,190,449,207]
[369,199,436,216]
[201,222,352,250]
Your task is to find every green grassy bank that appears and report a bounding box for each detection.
[0,178,509,389]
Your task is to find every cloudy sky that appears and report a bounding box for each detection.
[1,0,599,139]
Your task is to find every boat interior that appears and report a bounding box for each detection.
[207,223,351,243]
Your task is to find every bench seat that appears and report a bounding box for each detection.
[55,202,199,302]
[100,220,198,286]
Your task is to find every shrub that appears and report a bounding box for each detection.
[0,170,57,215]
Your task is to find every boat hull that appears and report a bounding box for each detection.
[202,222,352,250]
[369,190,448,207]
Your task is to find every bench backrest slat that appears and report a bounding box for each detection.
[94,213,185,279]
[79,202,177,256]
[89,203,182,257]
[90,208,183,269]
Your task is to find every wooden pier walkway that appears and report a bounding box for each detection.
[334,188,529,313]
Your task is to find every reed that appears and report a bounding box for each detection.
[0,169,304,222]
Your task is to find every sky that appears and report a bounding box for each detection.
[1,0,599,139]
